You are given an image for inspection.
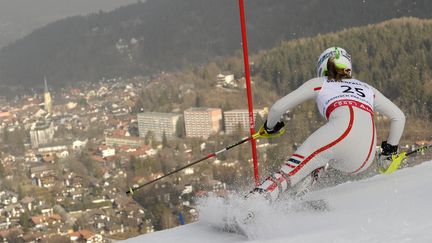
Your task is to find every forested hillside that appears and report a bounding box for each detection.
[254,18,432,118]
[131,17,432,145]
[0,0,431,87]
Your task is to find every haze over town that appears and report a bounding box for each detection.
[0,0,137,48]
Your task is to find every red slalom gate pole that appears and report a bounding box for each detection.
[238,0,260,186]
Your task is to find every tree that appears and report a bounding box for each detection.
[6,231,23,243]
[145,131,156,146]
[66,157,88,177]
[2,127,8,144]
[79,152,96,176]
[195,94,204,107]
[129,155,144,176]
[147,202,168,231]
[0,162,5,179]
[175,118,185,138]
[162,132,169,148]
[19,210,30,232]
[17,185,25,200]
[201,67,211,80]
[2,127,25,155]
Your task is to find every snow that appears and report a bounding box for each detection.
[123,161,432,243]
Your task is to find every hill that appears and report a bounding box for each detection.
[130,17,432,141]
[0,0,432,87]
[122,160,432,242]
[253,17,432,120]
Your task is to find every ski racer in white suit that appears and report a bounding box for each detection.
[251,47,406,201]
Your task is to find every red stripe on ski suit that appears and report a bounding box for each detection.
[286,163,296,168]
[292,154,305,159]
[266,176,287,192]
[351,112,375,173]
[288,106,354,177]
[326,99,372,120]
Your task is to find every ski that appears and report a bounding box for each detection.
[379,152,407,174]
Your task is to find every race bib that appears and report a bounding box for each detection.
[316,79,374,119]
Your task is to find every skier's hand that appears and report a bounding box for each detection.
[255,120,285,139]
[379,141,398,170]
[380,141,398,157]
[263,120,285,134]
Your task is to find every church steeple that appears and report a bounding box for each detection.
[43,77,52,114]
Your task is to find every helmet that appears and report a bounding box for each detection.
[317,47,352,77]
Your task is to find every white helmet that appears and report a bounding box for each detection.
[317,47,352,77]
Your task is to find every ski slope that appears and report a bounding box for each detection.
[123,161,432,243]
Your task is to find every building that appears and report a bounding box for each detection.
[30,164,56,187]
[31,214,62,229]
[30,116,54,148]
[105,135,145,148]
[137,112,182,141]
[44,77,53,114]
[184,107,222,138]
[99,146,115,158]
[217,73,235,87]
[72,139,88,150]
[223,109,262,134]
[38,144,68,154]
[69,229,103,242]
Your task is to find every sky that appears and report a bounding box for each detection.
[0,0,138,47]
[123,160,432,243]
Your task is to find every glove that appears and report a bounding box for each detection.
[380,141,398,156]
[264,120,284,134]
[256,120,285,138]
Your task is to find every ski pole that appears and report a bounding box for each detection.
[126,133,262,195]
[405,144,432,156]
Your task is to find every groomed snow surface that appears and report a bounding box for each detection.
[123,161,432,243]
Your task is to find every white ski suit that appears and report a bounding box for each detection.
[257,77,406,201]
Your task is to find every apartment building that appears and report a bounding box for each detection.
[137,112,182,141]
[184,107,222,138]
[223,109,261,134]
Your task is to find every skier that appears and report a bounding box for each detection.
[249,47,406,201]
